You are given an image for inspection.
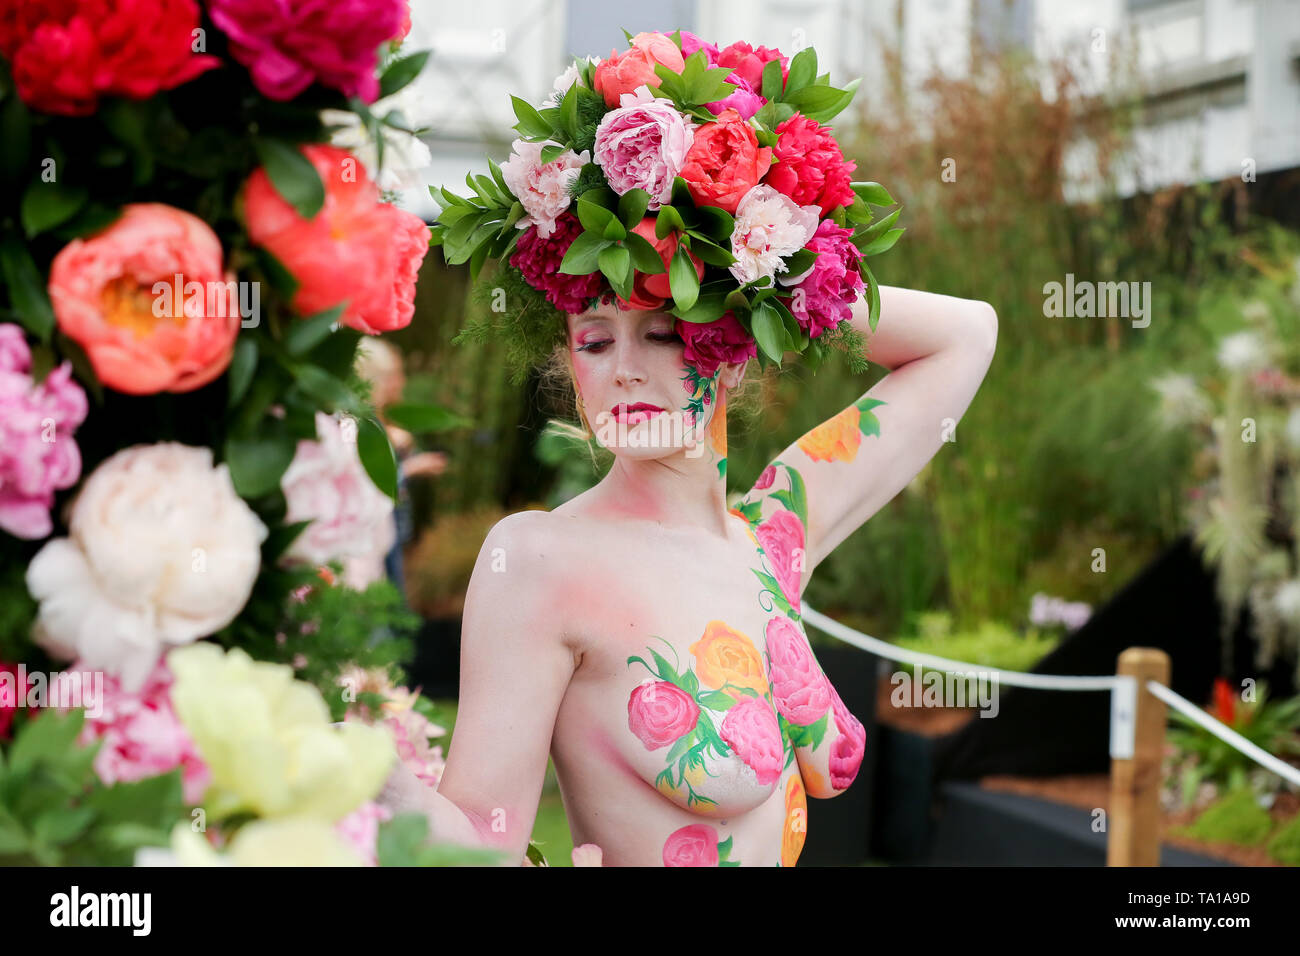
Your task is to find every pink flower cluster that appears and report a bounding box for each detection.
[0,324,88,540]
[765,615,831,726]
[64,657,211,804]
[335,801,393,866]
[782,221,865,338]
[208,0,409,102]
[719,694,783,786]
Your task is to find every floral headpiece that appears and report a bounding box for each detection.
[431,29,903,384]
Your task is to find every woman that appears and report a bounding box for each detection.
[379,284,997,866]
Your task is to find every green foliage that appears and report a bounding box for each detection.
[1167,683,1300,800]
[1265,811,1300,865]
[1175,786,1273,846]
[218,578,419,721]
[455,260,571,387]
[0,710,184,865]
[890,611,1060,678]
[376,812,509,866]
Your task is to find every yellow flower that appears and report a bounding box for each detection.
[683,760,706,788]
[781,773,808,867]
[796,405,862,463]
[690,620,769,698]
[141,820,363,866]
[167,643,394,822]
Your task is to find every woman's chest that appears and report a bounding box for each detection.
[554,536,805,820]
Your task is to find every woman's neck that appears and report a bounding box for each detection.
[591,388,731,538]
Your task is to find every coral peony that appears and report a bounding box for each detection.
[242,143,431,335]
[767,113,858,216]
[593,31,685,108]
[509,212,605,314]
[593,86,696,210]
[0,0,218,116]
[48,204,242,395]
[500,139,590,239]
[208,0,407,102]
[677,108,774,214]
[728,184,821,285]
[281,412,396,581]
[675,310,757,378]
[25,443,268,692]
[780,220,864,338]
[62,657,211,803]
[0,324,88,539]
[618,217,704,311]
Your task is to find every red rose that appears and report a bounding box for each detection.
[678,108,774,214]
[662,823,720,867]
[675,310,757,378]
[627,680,699,750]
[766,113,858,216]
[0,0,219,116]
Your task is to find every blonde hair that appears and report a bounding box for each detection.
[355,336,403,387]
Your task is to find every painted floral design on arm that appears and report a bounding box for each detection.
[796,394,886,463]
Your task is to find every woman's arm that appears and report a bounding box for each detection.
[377,511,578,863]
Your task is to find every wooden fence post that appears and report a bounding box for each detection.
[1107,647,1171,866]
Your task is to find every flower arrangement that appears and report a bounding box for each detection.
[432,29,903,383]
[0,1,478,866]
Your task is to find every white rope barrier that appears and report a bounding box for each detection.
[800,605,1120,691]
[801,604,1300,786]
[1144,679,1300,788]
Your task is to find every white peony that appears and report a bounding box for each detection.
[281,412,395,585]
[728,184,821,286]
[540,56,601,108]
[25,443,268,692]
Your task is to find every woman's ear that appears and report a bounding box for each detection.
[720,361,747,390]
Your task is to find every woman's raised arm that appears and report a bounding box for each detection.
[378,511,579,864]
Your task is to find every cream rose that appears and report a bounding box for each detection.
[25,443,268,692]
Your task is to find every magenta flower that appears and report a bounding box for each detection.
[662,823,719,866]
[627,680,699,750]
[0,324,87,540]
[208,0,408,102]
[510,212,605,314]
[781,220,865,338]
[765,615,832,726]
[755,508,805,612]
[719,694,783,786]
[675,310,757,378]
[827,684,866,789]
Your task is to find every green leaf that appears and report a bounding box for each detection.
[617,188,651,228]
[33,806,95,846]
[655,204,686,238]
[263,520,310,562]
[602,216,627,241]
[560,82,580,141]
[20,180,88,238]
[851,181,895,207]
[698,691,736,711]
[783,85,854,123]
[860,227,905,257]
[668,244,700,311]
[558,231,608,275]
[357,414,399,502]
[540,143,567,165]
[292,364,362,414]
[576,195,616,233]
[8,710,85,776]
[761,58,785,101]
[286,304,345,355]
[750,301,786,364]
[597,244,632,300]
[680,669,699,695]
[384,402,469,432]
[623,231,666,275]
[785,48,818,95]
[510,95,553,139]
[670,289,729,324]
[379,50,430,99]
[0,235,55,341]
[225,336,258,409]
[253,138,325,220]
[224,434,298,499]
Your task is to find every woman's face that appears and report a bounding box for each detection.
[567,304,740,460]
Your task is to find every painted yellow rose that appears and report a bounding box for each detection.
[683,760,706,788]
[796,405,862,463]
[707,392,727,458]
[781,772,808,867]
[690,620,769,698]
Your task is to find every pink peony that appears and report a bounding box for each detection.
[509,212,605,314]
[706,72,767,122]
[828,683,866,790]
[335,801,393,866]
[675,310,757,378]
[593,86,697,210]
[677,107,774,215]
[765,615,831,726]
[767,113,858,216]
[243,143,430,335]
[593,31,685,108]
[719,694,783,785]
[678,31,720,64]
[753,465,776,490]
[281,412,396,578]
[61,657,211,803]
[500,139,590,240]
[716,41,789,95]
[627,680,699,750]
[208,0,407,102]
[781,220,864,338]
[728,184,821,285]
[0,325,88,540]
[754,508,806,612]
[662,823,719,866]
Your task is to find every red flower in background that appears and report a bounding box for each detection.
[0,0,219,116]
[1211,677,1238,726]
[0,662,30,740]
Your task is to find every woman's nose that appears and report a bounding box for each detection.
[613,343,647,386]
